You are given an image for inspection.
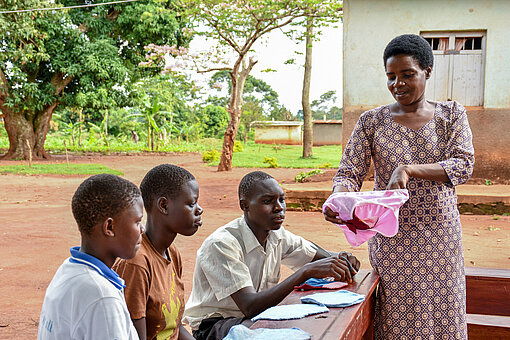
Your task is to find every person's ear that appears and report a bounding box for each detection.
[157,197,168,214]
[425,66,432,79]
[103,217,115,237]
[239,198,248,212]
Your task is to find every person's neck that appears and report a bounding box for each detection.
[245,217,270,249]
[144,217,176,258]
[80,239,115,268]
[394,98,430,115]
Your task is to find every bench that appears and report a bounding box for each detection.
[465,267,510,339]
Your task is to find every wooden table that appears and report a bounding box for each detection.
[250,269,380,340]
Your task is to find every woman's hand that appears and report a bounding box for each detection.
[323,206,345,224]
[386,165,410,189]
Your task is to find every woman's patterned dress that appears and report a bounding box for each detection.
[333,101,474,339]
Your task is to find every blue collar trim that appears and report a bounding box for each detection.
[68,246,125,291]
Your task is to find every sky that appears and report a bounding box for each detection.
[188,24,343,115]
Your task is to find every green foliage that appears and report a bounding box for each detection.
[294,169,324,182]
[0,0,192,156]
[204,142,341,168]
[196,105,229,138]
[202,149,221,163]
[318,162,332,168]
[0,163,123,176]
[263,157,279,168]
[233,141,244,153]
[485,179,493,186]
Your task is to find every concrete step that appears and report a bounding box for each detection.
[282,182,510,215]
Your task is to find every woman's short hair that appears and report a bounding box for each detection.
[383,34,434,70]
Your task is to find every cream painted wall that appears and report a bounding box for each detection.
[343,0,510,109]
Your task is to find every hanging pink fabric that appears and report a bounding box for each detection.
[323,189,409,247]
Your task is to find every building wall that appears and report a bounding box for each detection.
[312,122,343,146]
[343,0,510,181]
[253,123,303,145]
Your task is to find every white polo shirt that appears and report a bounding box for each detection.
[38,247,139,340]
[183,216,316,330]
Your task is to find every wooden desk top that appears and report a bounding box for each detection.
[251,269,380,340]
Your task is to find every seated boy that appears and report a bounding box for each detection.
[114,164,201,340]
[183,171,360,340]
[38,174,143,340]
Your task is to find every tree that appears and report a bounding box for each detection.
[297,6,342,158]
[183,0,341,171]
[0,0,190,159]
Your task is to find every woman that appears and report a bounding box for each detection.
[325,34,474,339]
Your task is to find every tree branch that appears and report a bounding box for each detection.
[50,73,73,95]
[196,66,233,74]
[0,67,9,103]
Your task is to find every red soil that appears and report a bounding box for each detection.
[0,153,508,338]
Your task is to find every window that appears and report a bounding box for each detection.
[421,31,486,106]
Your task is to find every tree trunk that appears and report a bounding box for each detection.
[302,16,314,159]
[0,71,72,160]
[1,103,56,160]
[218,57,257,171]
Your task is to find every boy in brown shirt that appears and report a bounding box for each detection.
[114,164,202,340]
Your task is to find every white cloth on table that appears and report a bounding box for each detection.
[251,304,329,321]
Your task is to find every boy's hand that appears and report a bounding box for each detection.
[302,256,354,283]
[338,251,360,275]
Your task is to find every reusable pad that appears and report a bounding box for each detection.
[251,304,329,321]
[223,324,311,340]
[294,278,348,291]
[322,189,409,246]
[300,290,365,308]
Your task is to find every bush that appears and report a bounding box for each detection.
[263,156,279,168]
[234,140,243,153]
[294,169,324,182]
[202,149,221,163]
[318,162,332,169]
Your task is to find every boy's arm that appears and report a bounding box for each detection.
[132,318,146,340]
[310,242,360,274]
[230,256,352,318]
[178,324,195,340]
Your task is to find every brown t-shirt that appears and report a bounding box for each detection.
[113,234,184,340]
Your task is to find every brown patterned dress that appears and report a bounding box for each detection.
[333,101,474,339]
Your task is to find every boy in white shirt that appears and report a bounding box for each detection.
[183,171,360,340]
[38,174,143,340]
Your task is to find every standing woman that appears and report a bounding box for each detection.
[325,34,474,339]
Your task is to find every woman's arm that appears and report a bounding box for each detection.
[386,164,449,189]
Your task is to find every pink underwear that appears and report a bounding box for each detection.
[322,189,409,247]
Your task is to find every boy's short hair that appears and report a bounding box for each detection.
[238,171,274,199]
[140,164,195,211]
[383,34,434,70]
[72,174,141,235]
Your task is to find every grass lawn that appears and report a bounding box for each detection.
[0,163,123,176]
[205,142,342,168]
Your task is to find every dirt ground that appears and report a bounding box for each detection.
[0,153,508,339]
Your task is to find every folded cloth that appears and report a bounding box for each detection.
[300,290,365,308]
[294,278,348,291]
[322,189,409,246]
[223,324,311,340]
[251,304,329,321]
